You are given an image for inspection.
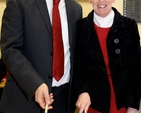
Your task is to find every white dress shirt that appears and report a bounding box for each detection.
[46,0,70,87]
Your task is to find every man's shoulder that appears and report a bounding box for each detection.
[67,0,82,8]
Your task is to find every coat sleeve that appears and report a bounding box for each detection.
[73,19,90,97]
[125,19,141,110]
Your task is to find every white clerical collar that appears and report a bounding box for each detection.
[93,10,115,28]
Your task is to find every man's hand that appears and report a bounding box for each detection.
[35,83,54,110]
[76,92,91,113]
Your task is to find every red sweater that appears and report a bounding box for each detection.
[87,24,127,113]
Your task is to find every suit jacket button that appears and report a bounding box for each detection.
[23,91,28,98]
[48,75,53,79]
[50,52,53,56]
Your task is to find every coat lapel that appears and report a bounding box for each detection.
[34,0,52,37]
[81,11,106,68]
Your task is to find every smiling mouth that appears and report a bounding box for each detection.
[98,5,107,8]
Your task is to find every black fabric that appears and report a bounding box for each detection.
[48,83,69,113]
[0,59,6,82]
[0,89,3,100]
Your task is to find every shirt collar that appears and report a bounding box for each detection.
[93,10,115,28]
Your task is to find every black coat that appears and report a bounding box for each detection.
[74,7,141,113]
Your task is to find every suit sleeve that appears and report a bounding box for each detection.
[1,0,44,99]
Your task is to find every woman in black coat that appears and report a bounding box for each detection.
[73,0,141,113]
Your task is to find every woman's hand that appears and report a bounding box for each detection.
[126,107,138,113]
[76,92,91,113]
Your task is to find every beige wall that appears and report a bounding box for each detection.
[79,0,123,17]
[0,0,6,31]
[78,0,141,36]
[0,0,6,57]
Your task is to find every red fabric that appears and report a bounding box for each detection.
[4,71,8,79]
[94,24,110,75]
[52,0,64,81]
[108,76,127,113]
[87,24,127,113]
[88,107,101,113]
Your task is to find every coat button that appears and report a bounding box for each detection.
[113,29,118,33]
[123,74,126,76]
[114,38,119,44]
[115,49,120,54]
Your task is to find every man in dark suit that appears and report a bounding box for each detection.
[0,0,82,112]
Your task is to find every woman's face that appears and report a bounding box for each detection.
[90,0,115,17]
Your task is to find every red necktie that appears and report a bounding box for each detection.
[52,0,64,81]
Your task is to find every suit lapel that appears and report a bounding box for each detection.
[34,0,52,37]
[35,0,75,49]
[65,0,73,49]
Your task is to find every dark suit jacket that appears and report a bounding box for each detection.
[0,59,6,81]
[0,0,82,112]
[74,7,141,113]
